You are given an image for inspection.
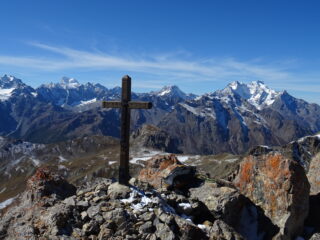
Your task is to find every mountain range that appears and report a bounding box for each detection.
[1,74,320,154]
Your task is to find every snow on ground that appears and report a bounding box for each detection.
[225,158,239,163]
[108,161,116,165]
[31,157,40,167]
[297,133,320,143]
[59,156,67,162]
[177,156,190,163]
[120,187,159,211]
[58,165,68,170]
[178,202,192,210]
[0,197,15,210]
[130,150,165,164]
[78,98,97,106]
[0,88,15,101]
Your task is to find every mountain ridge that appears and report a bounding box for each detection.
[1,74,320,155]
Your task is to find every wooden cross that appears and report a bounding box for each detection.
[102,75,152,185]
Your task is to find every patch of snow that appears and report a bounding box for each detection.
[156,85,187,99]
[130,150,164,164]
[180,214,193,222]
[130,156,153,164]
[121,188,158,211]
[225,158,239,163]
[177,156,190,163]
[0,88,15,101]
[178,202,192,210]
[0,197,15,210]
[108,161,116,165]
[58,165,68,170]
[179,103,216,119]
[59,156,67,162]
[10,156,25,167]
[226,81,281,110]
[31,92,38,97]
[0,188,6,194]
[258,145,271,149]
[197,224,207,230]
[31,157,40,167]
[77,98,97,106]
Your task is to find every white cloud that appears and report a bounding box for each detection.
[0,42,297,84]
[2,42,320,101]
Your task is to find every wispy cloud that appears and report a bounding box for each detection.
[0,42,297,85]
[0,42,318,96]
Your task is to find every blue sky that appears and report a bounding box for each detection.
[1,0,320,103]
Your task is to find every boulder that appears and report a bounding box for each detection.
[26,168,76,203]
[107,182,131,199]
[307,152,320,195]
[234,153,310,239]
[190,182,245,227]
[138,154,196,190]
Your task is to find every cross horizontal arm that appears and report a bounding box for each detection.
[129,101,152,109]
[102,101,152,109]
[102,101,121,108]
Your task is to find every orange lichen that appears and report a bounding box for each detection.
[159,155,179,170]
[239,157,254,184]
[265,154,284,179]
[268,155,281,170]
[27,168,53,188]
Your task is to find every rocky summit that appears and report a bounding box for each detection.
[1,148,320,240]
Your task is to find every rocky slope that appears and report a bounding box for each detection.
[2,147,320,239]
[0,134,241,205]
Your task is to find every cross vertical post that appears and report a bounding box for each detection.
[119,75,131,184]
[102,75,152,185]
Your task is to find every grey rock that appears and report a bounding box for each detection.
[139,212,155,222]
[87,205,101,218]
[155,222,175,240]
[63,196,76,206]
[76,200,89,208]
[139,221,155,234]
[190,182,245,227]
[108,182,131,199]
[82,220,100,236]
[102,208,127,227]
[98,223,114,239]
[81,211,88,220]
[310,233,320,240]
[209,220,244,240]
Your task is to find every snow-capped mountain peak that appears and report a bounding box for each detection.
[0,75,30,101]
[0,75,24,88]
[156,85,187,98]
[60,77,80,89]
[224,81,281,109]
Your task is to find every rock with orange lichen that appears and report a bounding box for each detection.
[234,152,310,240]
[26,168,76,204]
[138,154,196,190]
